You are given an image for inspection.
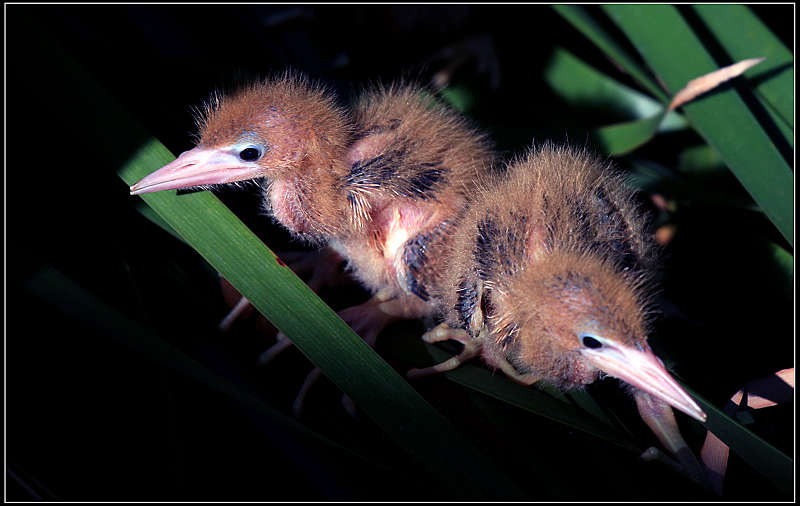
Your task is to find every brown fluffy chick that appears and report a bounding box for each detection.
[413,143,706,426]
[130,71,494,350]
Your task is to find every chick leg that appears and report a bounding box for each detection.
[292,368,324,417]
[222,247,348,333]
[339,288,431,346]
[259,290,406,367]
[257,332,294,365]
[407,323,483,379]
[218,294,254,331]
[334,290,435,416]
[269,289,432,416]
[256,249,347,362]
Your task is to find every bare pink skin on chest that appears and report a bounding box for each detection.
[333,197,439,297]
[337,129,446,295]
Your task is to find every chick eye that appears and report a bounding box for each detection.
[581,335,604,349]
[239,146,263,162]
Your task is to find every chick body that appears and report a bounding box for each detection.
[332,83,492,320]
[425,144,705,423]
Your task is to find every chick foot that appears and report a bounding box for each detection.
[407,323,483,379]
[260,290,431,416]
[338,291,410,347]
[257,289,406,365]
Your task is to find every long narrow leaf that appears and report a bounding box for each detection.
[133,190,646,459]
[682,383,793,496]
[411,342,642,453]
[118,139,524,499]
[135,201,185,244]
[692,5,793,138]
[677,145,725,173]
[557,53,763,156]
[40,26,523,499]
[24,267,379,473]
[592,112,667,156]
[543,47,687,131]
[602,5,793,247]
[552,5,669,102]
[667,58,765,111]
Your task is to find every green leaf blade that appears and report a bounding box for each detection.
[602,4,794,247]
[692,4,793,135]
[118,138,524,499]
[543,47,686,129]
[592,112,666,156]
[682,384,793,496]
[552,5,669,102]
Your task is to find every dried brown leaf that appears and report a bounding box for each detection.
[668,57,765,111]
[700,367,794,495]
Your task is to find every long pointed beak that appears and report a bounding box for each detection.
[130,146,263,195]
[582,344,706,422]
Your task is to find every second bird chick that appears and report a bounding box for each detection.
[415,143,706,425]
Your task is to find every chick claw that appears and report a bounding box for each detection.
[257,332,294,365]
[218,294,254,332]
[407,323,482,379]
[338,296,399,347]
[292,367,324,417]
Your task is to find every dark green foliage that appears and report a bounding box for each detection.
[8,4,792,501]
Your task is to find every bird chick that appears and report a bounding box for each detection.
[415,143,706,427]
[327,80,494,344]
[130,71,494,367]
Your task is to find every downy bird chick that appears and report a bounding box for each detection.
[130,72,494,366]
[413,143,706,427]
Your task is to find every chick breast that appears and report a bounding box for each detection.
[332,83,495,312]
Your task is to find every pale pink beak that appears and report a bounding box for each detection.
[582,343,706,422]
[130,146,264,195]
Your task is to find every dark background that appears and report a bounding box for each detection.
[6,4,794,501]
